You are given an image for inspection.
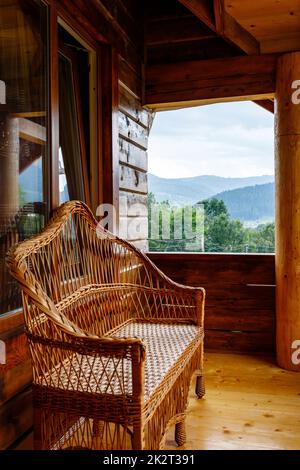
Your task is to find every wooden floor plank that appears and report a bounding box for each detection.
[165,353,300,450]
[14,353,300,450]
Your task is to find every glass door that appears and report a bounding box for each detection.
[0,0,49,314]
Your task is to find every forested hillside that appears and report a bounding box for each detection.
[212,183,275,223]
[149,173,274,206]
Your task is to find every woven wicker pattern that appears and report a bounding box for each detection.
[42,351,133,395]
[7,201,205,450]
[41,322,201,401]
[113,322,201,399]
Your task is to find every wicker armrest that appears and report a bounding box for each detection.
[29,328,145,402]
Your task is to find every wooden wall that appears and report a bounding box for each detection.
[91,0,153,250]
[114,0,152,251]
[148,253,276,353]
[0,313,32,449]
[118,85,152,251]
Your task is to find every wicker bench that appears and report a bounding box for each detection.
[8,201,205,450]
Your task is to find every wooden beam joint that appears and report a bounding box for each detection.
[178,0,260,55]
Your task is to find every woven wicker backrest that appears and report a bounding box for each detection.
[8,201,151,339]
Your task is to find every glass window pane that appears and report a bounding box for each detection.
[59,147,70,203]
[0,0,48,314]
[58,25,90,204]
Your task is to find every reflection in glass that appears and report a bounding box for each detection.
[58,25,90,205]
[59,147,70,203]
[0,0,48,314]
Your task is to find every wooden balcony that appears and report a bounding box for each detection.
[148,253,275,353]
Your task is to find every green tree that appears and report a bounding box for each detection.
[199,198,246,252]
[205,213,245,252]
[201,198,229,218]
[245,222,275,253]
[147,192,156,206]
[19,184,27,207]
[148,195,275,254]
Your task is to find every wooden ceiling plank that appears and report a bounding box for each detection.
[222,7,260,55]
[178,0,260,55]
[146,16,215,46]
[224,0,300,20]
[224,0,300,53]
[147,37,239,65]
[261,33,300,54]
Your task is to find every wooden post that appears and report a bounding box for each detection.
[0,114,19,226]
[275,52,300,371]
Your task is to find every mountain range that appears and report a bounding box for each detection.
[149,173,275,224]
[149,174,274,204]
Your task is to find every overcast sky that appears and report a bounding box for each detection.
[148,101,274,179]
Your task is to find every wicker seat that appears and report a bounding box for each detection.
[7,201,205,450]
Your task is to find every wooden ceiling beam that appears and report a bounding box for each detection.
[178,0,260,55]
[145,54,277,110]
[18,118,46,146]
[214,0,260,55]
[213,1,272,112]
[147,37,239,65]
[253,99,274,114]
[178,0,216,30]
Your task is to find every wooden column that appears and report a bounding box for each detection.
[275,52,300,371]
[0,114,19,225]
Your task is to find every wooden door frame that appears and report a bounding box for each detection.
[55,1,119,216]
[58,40,91,208]
[48,0,60,212]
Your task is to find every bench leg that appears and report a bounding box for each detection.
[175,419,186,447]
[33,408,43,449]
[195,374,205,399]
[132,422,143,450]
[195,342,205,399]
[92,419,104,448]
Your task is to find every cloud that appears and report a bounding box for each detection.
[148,101,274,178]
